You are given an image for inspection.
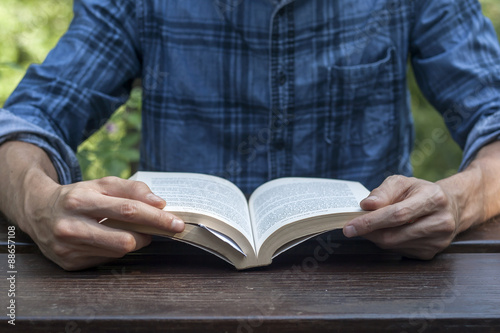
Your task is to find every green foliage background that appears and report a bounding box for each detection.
[1,0,499,181]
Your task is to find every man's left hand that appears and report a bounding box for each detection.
[343,175,460,260]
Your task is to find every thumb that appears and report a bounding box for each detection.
[360,175,414,211]
[95,177,167,209]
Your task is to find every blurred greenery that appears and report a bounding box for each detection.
[76,87,142,179]
[0,0,499,181]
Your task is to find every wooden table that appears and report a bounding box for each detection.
[1,215,500,332]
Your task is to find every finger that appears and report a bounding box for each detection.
[52,216,154,252]
[81,221,154,254]
[361,222,424,248]
[95,196,185,232]
[397,248,439,261]
[49,254,123,271]
[360,175,418,211]
[361,219,453,256]
[344,194,436,237]
[369,242,442,261]
[46,218,154,267]
[57,229,152,270]
[95,176,166,209]
[49,240,148,264]
[73,234,152,258]
[63,189,184,233]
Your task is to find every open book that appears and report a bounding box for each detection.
[103,172,369,269]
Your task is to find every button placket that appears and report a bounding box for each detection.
[268,3,294,180]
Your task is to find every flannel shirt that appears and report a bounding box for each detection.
[1,0,500,195]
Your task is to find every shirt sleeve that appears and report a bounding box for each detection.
[0,0,141,184]
[410,0,500,171]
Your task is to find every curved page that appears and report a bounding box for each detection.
[249,177,369,253]
[134,172,253,244]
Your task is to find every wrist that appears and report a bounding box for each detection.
[436,164,484,234]
[0,141,60,233]
[19,167,60,235]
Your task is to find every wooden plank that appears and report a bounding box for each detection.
[0,214,37,254]
[446,216,500,253]
[2,214,500,255]
[1,252,499,332]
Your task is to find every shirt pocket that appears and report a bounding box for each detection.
[325,46,398,146]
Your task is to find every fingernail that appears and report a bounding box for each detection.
[344,225,358,238]
[171,218,184,232]
[147,193,164,203]
[364,196,378,202]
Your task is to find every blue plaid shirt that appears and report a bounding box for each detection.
[1,0,500,195]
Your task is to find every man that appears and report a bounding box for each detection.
[1,0,500,271]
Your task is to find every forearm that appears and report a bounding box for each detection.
[0,141,59,232]
[0,140,186,270]
[437,140,500,234]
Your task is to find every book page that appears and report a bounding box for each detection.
[133,172,253,241]
[249,178,369,250]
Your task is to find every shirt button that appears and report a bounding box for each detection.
[273,140,286,150]
[279,72,287,86]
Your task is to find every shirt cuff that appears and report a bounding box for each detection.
[0,109,81,184]
[460,111,500,171]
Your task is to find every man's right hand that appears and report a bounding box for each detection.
[0,141,184,271]
[25,176,184,271]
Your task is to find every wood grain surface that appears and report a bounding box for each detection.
[1,215,500,332]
